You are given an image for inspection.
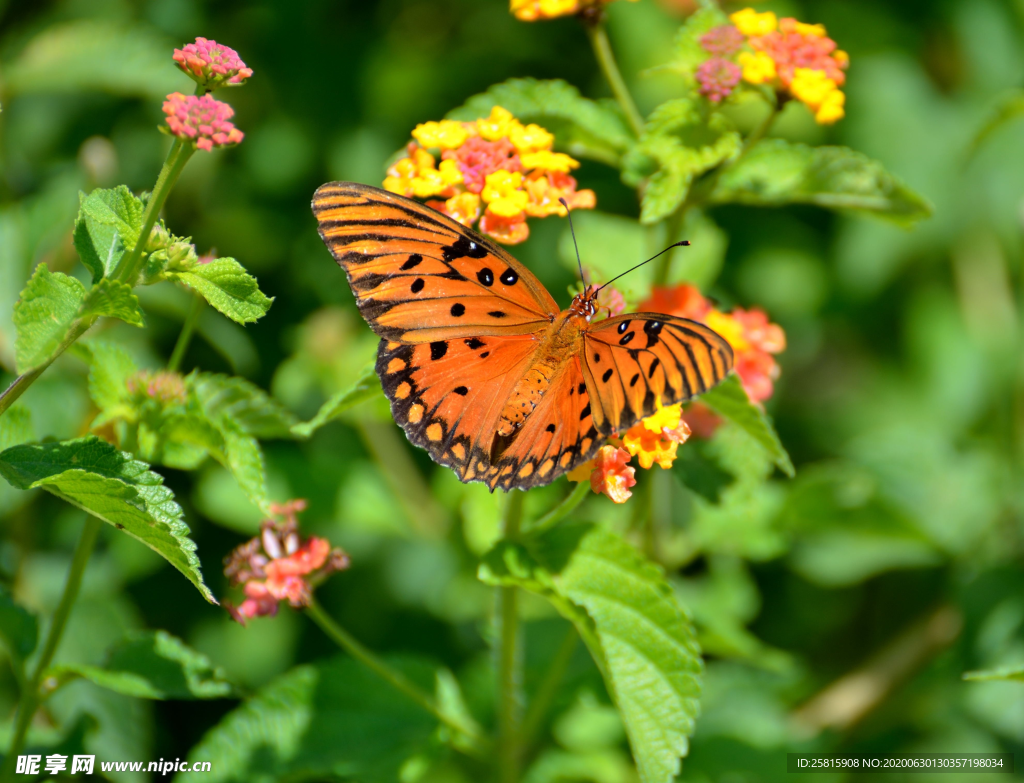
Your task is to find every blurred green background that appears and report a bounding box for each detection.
[1,0,1023,780]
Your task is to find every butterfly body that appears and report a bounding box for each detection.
[313,181,734,491]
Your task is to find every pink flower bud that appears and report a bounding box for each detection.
[162,93,244,152]
[173,37,253,89]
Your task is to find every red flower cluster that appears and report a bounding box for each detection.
[224,500,349,625]
[173,37,252,90]
[125,370,186,404]
[162,93,244,152]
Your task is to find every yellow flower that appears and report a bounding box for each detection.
[814,89,845,124]
[705,310,749,351]
[438,158,464,186]
[790,68,838,109]
[834,50,850,67]
[443,192,482,226]
[383,157,419,196]
[520,150,579,173]
[729,8,777,37]
[567,458,595,482]
[482,170,528,217]
[410,168,449,199]
[641,401,682,434]
[412,120,469,150]
[622,427,679,470]
[476,106,517,141]
[509,122,554,152]
[792,20,826,37]
[737,51,776,84]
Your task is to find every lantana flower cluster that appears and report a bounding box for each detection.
[224,500,349,625]
[162,37,251,151]
[125,370,187,405]
[571,284,785,503]
[511,0,637,21]
[695,8,849,124]
[383,106,595,245]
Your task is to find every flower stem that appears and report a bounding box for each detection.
[586,22,645,138]
[305,598,488,756]
[167,294,205,372]
[1,516,102,781]
[112,138,195,286]
[525,480,589,535]
[519,626,578,750]
[497,490,525,783]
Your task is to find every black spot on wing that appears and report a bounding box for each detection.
[443,235,488,263]
[451,303,466,317]
[477,268,494,286]
[488,311,507,319]
[453,385,468,395]
[602,368,613,382]
[430,341,448,360]
[465,338,485,349]
[411,278,425,293]
[400,254,423,270]
[619,331,635,346]
[500,268,519,286]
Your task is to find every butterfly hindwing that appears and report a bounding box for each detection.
[582,313,734,435]
[313,182,558,343]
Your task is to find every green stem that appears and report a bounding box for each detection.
[355,419,449,537]
[305,599,488,756]
[2,517,102,781]
[497,490,525,783]
[112,138,194,285]
[653,207,688,287]
[586,22,645,138]
[167,294,205,372]
[525,480,589,535]
[519,627,578,751]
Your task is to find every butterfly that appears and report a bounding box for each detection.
[312,182,734,491]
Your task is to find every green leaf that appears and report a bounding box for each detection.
[448,78,634,166]
[699,374,794,477]
[73,186,145,282]
[13,263,86,374]
[186,656,439,783]
[0,406,34,452]
[167,259,273,324]
[624,103,741,224]
[49,630,234,700]
[218,420,269,511]
[74,341,138,416]
[5,20,190,99]
[292,363,381,438]
[190,373,297,439]
[969,90,1024,158]
[709,140,933,225]
[0,585,38,662]
[81,279,145,327]
[0,436,215,603]
[963,664,1024,682]
[480,524,702,783]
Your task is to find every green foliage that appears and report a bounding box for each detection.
[292,362,381,438]
[0,586,39,663]
[672,4,730,81]
[963,664,1024,683]
[449,78,635,166]
[0,437,214,603]
[81,279,145,327]
[13,265,87,373]
[50,630,235,700]
[73,186,145,282]
[700,374,793,477]
[481,524,702,783]
[186,656,440,783]
[165,259,273,324]
[710,140,933,224]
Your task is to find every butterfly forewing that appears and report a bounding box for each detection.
[312,182,558,342]
[583,314,733,435]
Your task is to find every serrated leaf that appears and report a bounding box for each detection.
[13,264,86,373]
[963,664,1024,682]
[0,436,215,603]
[190,373,297,439]
[699,373,794,477]
[73,186,146,282]
[218,420,268,511]
[292,363,381,438]
[186,656,439,783]
[81,278,144,327]
[167,259,273,324]
[0,585,38,662]
[710,140,932,225]
[49,630,234,700]
[74,340,138,415]
[5,20,190,99]
[480,524,702,783]
[448,78,634,166]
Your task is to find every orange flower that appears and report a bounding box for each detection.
[224,500,349,625]
[384,106,594,244]
[623,402,692,469]
[587,445,637,504]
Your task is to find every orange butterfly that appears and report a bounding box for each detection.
[312,182,734,491]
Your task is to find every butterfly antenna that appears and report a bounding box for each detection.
[560,197,586,286]
[596,241,690,292]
